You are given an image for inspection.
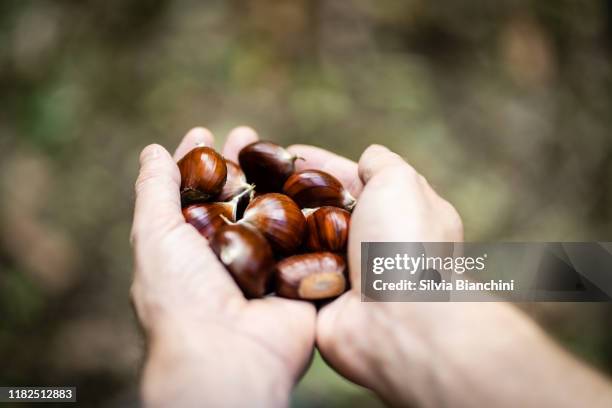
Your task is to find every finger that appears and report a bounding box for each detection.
[244,297,317,375]
[221,126,259,163]
[315,293,371,388]
[173,127,215,161]
[286,144,363,197]
[358,144,415,184]
[132,144,183,242]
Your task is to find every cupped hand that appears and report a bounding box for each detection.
[287,143,463,396]
[287,144,612,408]
[131,127,316,407]
[286,144,524,407]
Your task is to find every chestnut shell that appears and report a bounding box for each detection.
[210,224,275,298]
[283,170,356,211]
[304,206,350,252]
[218,160,251,202]
[182,202,235,240]
[275,252,347,300]
[241,193,305,255]
[178,146,227,204]
[238,141,298,193]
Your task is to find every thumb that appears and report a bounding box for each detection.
[358,144,413,184]
[132,144,183,244]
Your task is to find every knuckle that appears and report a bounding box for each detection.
[381,162,419,185]
[134,171,176,195]
[134,171,157,193]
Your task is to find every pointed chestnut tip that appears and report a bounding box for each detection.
[302,208,317,217]
[283,169,357,211]
[344,193,357,211]
[231,184,255,201]
[219,214,234,225]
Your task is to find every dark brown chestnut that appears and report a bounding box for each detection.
[210,223,275,298]
[178,146,227,204]
[283,170,356,211]
[182,187,254,239]
[240,193,305,254]
[275,252,347,300]
[238,141,301,193]
[183,203,234,240]
[304,206,350,252]
[217,160,252,202]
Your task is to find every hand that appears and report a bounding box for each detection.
[131,127,316,408]
[287,144,612,408]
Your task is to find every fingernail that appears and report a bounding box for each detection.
[366,144,389,154]
[231,126,257,137]
[140,144,162,164]
[188,127,212,146]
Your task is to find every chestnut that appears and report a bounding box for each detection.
[183,203,234,240]
[283,170,356,211]
[238,141,301,193]
[275,252,347,300]
[210,223,275,298]
[304,206,350,252]
[183,186,254,239]
[240,193,305,255]
[217,160,252,202]
[178,146,227,204]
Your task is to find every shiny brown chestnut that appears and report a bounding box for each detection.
[238,141,301,192]
[304,206,350,252]
[217,160,252,202]
[210,223,275,298]
[240,193,305,254]
[275,252,347,300]
[182,187,254,239]
[283,170,356,211]
[183,203,233,240]
[178,146,227,203]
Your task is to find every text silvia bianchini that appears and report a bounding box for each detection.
[372,279,515,292]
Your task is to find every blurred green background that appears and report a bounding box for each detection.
[1,0,611,406]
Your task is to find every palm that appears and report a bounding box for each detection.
[181,129,317,377]
[131,127,316,389]
[137,220,316,369]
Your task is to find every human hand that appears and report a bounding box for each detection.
[287,144,612,408]
[131,127,316,408]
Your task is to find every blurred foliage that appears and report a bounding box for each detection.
[1,0,612,406]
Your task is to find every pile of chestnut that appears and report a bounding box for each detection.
[179,141,355,300]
